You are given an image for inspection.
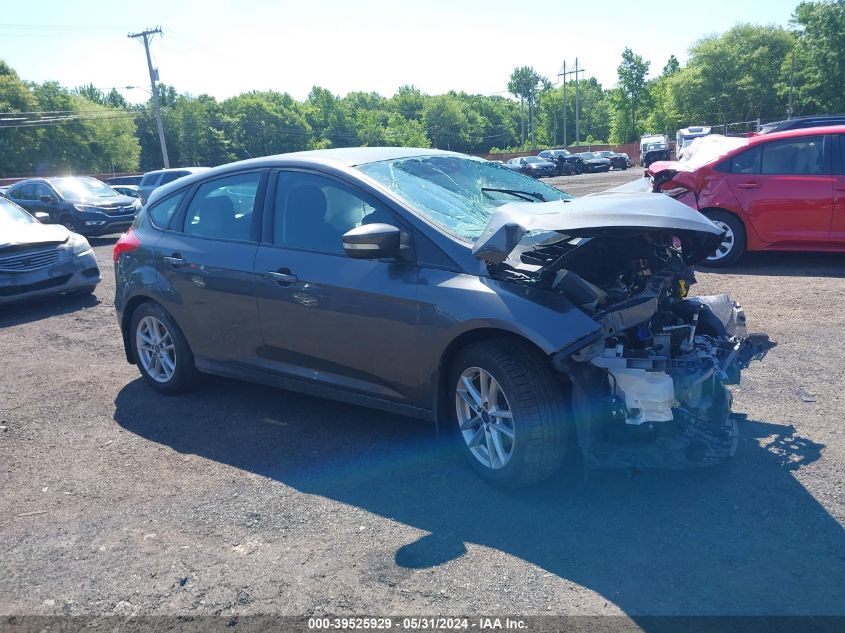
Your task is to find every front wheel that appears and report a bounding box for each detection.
[449,340,571,488]
[130,302,198,394]
[701,211,746,267]
[60,215,79,233]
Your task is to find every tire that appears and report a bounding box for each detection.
[129,301,198,394]
[60,215,80,233]
[449,339,571,488]
[700,210,746,268]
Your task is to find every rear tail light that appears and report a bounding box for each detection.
[113,228,141,262]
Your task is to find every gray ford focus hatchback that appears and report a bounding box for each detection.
[114,148,772,487]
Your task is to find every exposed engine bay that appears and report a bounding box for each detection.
[488,226,775,470]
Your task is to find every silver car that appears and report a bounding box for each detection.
[0,197,101,304]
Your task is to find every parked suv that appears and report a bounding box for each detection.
[758,114,845,135]
[113,147,771,488]
[6,176,140,236]
[649,125,845,266]
[138,167,210,204]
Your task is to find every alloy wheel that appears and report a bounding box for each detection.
[708,221,736,262]
[455,367,515,470]
[136,315,176,383]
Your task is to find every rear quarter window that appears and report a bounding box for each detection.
[140,173,162,187]
[148,191,186,229]
[160,171,189,185]
[9,184,35,200]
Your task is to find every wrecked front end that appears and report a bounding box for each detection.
[475,193,774,471]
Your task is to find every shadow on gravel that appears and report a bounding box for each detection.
[698,251,845,278]
[0,292,100,327]
[87,236,120,247]
[114,377,845,618]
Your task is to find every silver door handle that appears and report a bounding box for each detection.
[265,271,298,284]
[164,256,185,266]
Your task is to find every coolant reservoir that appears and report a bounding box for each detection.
[591,349,676,425]
[610,369,675,425]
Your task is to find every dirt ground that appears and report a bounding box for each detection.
[1,168,844,621]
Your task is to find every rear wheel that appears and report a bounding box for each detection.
[449,340,571,488]
[130,302,197,394]
[701,210,746,267]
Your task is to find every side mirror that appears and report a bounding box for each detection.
[342,223,402,260]
[39,195,55,204]
[33,211,50,223]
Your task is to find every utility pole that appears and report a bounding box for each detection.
[128,27,169,168]
[558,61,567,147]
[529,81,541,148]
[575,57,580,145]
[558,60,584,146]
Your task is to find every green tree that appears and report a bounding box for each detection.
[390,85,425,121]
[671,24,794,126]
[0,60,41,175]
[422,95,467,150]
[790,0,845,114]
[662,55,681,77]
[222,91,311,158]
[508,66,541,145]
[617,48,651,142]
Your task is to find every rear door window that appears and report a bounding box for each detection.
[182,172,262,241]
[761,136,829,175]
[9,184,35,201]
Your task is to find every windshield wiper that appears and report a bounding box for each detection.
[481,187,546,202]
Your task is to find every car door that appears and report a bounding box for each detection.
[153,170,267,364]
[253,169,422,405]
[29,182,60,222]
[832,134,845,245]
[725,135,833,247]
[7,183,37,213]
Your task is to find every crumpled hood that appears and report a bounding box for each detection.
[0,223,70,250]
[472,191,724,265]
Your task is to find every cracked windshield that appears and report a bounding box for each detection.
[358,155,572,240]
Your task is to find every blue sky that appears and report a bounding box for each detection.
[1,0,799,103]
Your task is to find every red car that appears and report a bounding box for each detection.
[648,126,845,266]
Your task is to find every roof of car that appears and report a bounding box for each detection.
[747,124,845,145]
[144,147,468,206]
[144,167,211,175]
[10,176,98,187]
[245,146,461,167]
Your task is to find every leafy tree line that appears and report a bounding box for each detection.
[1,0,843,176]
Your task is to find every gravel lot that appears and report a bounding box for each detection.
[1,167,844,620]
